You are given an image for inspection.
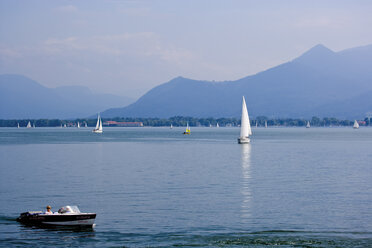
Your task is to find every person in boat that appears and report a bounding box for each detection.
[58,206,72,214]
[45,205,53,214]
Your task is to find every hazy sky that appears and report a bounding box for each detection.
[1,0,372,98]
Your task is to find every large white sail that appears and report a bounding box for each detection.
[240,96,252,137]
[98,116,103,131]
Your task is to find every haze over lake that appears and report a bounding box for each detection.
[0,127,371,247]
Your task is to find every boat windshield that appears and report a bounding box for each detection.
[58,205,81,214]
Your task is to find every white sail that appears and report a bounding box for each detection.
[17,123,20,128]
[265,120,268,128]
[33,123,35,128]
[77,122,80,128]
[353,120,359,129]
[85,122,88,128]
[306,121,310,128]
[99,116,103,131]
[238,96,252,144]
[170,124,173,129]
[240,96,252,137]
[93,114,103,133]
[95,116,100,130]
[216,122,219,128]
[27,121,31,128]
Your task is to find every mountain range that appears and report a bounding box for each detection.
[1,43,372,120]
[102,44,372,119]
[0,74,133,119]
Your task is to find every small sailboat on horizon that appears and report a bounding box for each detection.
[353,120,359,129]
[27,121,31,128]
[183,122,191,135]
[306,121,310,128]
[93,114,103,133]
[265,120,268,128]
[170,124,173,129]
[77,122,80,128]
[17,123,20,128]
[216,122,219,128]
[238,96,252,144]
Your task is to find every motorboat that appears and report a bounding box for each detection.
[17,205,96,227]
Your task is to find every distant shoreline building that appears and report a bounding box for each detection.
[103,121,143,127]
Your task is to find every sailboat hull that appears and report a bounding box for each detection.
[92,129,103,133]
[238,137,250,144]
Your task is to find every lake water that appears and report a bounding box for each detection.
[0,127,371,247]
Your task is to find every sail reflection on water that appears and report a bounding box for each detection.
[240,144,252,221]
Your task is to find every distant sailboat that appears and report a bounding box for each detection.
[265,120,268,128]
[353,120,359,129]
[33,123,35,128]
[170,124,173,129]
[306,121,310,128]
[17,123,20,128]
[183,122,191,135]
[64,124,67,128]
[77,122,80,128]
[27,121,31,128]
[85,122,88,128]
[93,114,103,133]
[255,121,258,128]
[238,96,252,144]
[216,122,220,128]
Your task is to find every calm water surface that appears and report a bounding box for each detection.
[0,127,371,247]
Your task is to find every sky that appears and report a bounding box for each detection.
[1,0,372,98]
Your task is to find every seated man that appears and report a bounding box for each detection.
[45,205,53,214]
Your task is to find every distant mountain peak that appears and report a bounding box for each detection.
[293,44,336,64]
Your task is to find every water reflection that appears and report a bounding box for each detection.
[240,144,251,221]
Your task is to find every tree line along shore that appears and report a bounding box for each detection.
[0,116,371,127]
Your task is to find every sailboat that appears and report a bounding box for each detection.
[64,124,67,128]
[216,122,220,128]
[17,123,20,128]
[27,121,31,128]
[306,121,310,128]
[255,121,258,128]
[238,96,252,144]
[170,124,173,129]
[265,120,268,128]
[77,122,80,128]
[183,122,191,135]
[353,120,359,129]
[33,123,35,128]
[93,114,103,133]
[85,122,88,128]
